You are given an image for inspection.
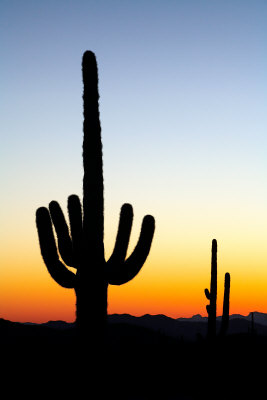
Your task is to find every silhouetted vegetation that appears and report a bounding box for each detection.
[205,239,218,339]
[220,271,230,336]
[36,51,155,343]
[205,239,231,339]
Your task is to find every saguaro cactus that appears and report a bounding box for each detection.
[220,272,231,336]
[205,239,217,339]
[205,240,231,339]
[36,51,155,339]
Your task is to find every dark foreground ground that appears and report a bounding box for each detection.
[0,318,265,399]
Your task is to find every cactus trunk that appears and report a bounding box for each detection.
[75,273,108,339]
[75,51,106,338]
[82,51,104,255]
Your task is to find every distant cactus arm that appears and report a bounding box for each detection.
[107,214,155,285]
[36,207,76,288]
[220,272,231,336]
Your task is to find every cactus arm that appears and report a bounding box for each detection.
[220,272,231,336]
[204,288,210,299]
[48,201,74,267]
[67,195,83,267]
[36,207,76,288]
[107,214,155,285]
[107,203,133,265]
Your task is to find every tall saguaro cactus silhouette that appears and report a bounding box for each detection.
[36,51,155,339]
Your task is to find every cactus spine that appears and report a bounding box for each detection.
[35,51,155,340]
[205,239,217,339]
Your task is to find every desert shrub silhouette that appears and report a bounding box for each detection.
[205,239,231,339]
[36,51,155,341]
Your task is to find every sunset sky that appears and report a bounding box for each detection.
[1,0,267,323]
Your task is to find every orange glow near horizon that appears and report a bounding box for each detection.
[1,231,267,324]
[0,202,266,323]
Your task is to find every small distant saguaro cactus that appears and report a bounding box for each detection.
[205,239,231,339]
[35,51,155,340]
[205,239,218,339]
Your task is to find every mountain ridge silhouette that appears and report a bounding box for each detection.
[1,311,267,341]
[109,312,267,340]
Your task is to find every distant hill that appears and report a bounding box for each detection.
[178,311,267,325]
[1,311,267,342]
[108,312,267,341]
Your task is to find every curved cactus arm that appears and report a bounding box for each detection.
[204,288,210,300]
[107,203,133,265]
[67,195,83,267]
[36,207,76,288]
[107,214,155,285]
[48,201,74,267]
